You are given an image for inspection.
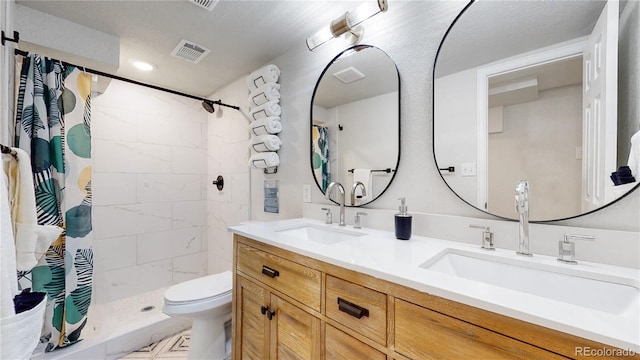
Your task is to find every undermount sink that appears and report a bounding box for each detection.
[420,249,639,315]
[274,223,366,244]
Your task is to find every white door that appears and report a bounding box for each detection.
[582,0,619,212]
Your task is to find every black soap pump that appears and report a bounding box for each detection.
[395,197,412,240]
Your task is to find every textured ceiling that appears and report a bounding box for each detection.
[435,0,606,77]
[16,0,358,97]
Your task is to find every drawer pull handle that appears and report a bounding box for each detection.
[337,297,369,319]
[261,266,280,278]
[260,306,269,315]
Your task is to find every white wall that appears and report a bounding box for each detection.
[489,85,582,219]
[434,68,478,203]
[92,80,209,303]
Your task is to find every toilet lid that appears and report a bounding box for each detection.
[165,271,232,303]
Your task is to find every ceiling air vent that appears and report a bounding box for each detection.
[188,0,219,11]
[170,39,211,64]
[333,66,365,84]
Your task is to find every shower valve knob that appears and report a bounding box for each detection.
[212,175,224,191]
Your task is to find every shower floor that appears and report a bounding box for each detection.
[119,329,190,360]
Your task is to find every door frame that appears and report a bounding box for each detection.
[475,38,588,210]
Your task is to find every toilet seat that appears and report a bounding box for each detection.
[164,271,232,306]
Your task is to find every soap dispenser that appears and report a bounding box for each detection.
[395,198,412,240]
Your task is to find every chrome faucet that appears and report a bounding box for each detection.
[325,182,346,226]
[351,181,367,205]
[515,180,532,256]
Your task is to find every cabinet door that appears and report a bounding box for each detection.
[394,299,566,360]
[270,294,321,360]
[236,277,270,360]
[325,324,386,360]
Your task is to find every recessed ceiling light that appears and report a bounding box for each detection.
[131,60,155,72]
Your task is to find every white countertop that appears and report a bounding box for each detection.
[229,217,640,352]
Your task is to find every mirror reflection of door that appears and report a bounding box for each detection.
[482,0,618,219]
[486,56,584,219]
[433,0,638,221]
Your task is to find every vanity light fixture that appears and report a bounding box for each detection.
[306,0,388,51]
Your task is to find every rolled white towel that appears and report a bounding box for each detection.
[250,152,280,169]
[250,135,282,152]
[249,100,281,121]
[250,82,281,107]
[250,116,282,136]
[246,64,280,91]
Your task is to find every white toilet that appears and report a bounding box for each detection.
[163,271,233,360]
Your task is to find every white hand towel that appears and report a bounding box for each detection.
[249,100,281,121]
[246,64,280,91]
[250,135,282,152]
[627,130,640,178]
[5,148,62,272]
[250,117,282,136]
[1,165,18,319]
[250,152,280,169]
[352,169,373,205]
[0,295,46,360]
[250,82,281,107]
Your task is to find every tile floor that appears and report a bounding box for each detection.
[119,329,190,360]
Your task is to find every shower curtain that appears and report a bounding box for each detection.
[312,125,330,191]
[15,54,93,352]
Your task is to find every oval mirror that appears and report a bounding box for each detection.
[311,45,400,206]
[434,0,639,221]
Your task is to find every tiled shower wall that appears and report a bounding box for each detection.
[91,80,209,304]
[207,78,251,274]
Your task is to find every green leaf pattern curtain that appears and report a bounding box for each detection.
[15,55,93,352]
[312,125,330,192]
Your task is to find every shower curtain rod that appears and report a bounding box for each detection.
[14,48,240,111]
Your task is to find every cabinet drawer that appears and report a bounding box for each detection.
[394,299,566,360]
[325,324,386,360]
[237,242,321,311]
[325,275,387,345]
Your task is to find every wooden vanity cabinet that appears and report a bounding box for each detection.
[235,275,321,359]
[394,299,566,359]
[233,235,637,360]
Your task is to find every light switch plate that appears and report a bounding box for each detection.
[461,162,476,177]
[303,184,312,202]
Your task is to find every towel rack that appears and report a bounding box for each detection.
[348,168,395,174]
[251,159,278,174]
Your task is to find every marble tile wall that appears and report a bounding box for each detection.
[91,80,209,304]
[206,79,251,274]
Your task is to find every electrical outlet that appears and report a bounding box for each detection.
[461,162,476,177]
[303,184,312,202]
